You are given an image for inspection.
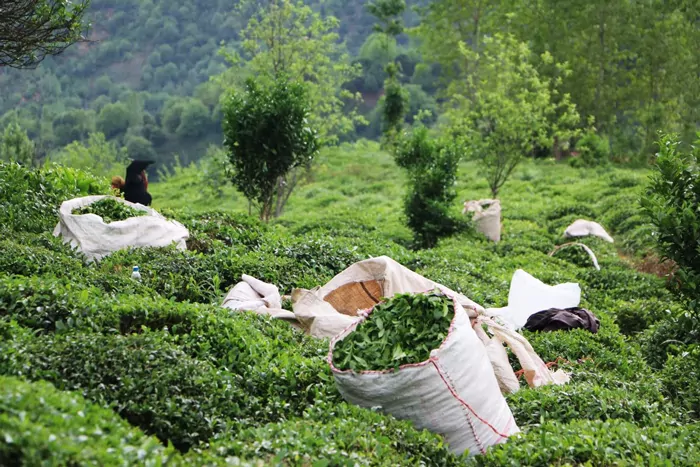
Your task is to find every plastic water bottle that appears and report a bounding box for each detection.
[131,266,141,281]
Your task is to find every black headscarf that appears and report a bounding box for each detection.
[123,160,154,206]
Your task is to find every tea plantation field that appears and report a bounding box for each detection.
[1,141,699,465]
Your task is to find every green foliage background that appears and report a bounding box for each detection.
[2,138,699,464]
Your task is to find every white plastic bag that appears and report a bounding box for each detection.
[486,269,581,330]
[329,291,519,456]
[222,275,300,325]
[291,255,482,338]
[53,195,189,262]
[464,199,501,242]
[564,219,614,243]
[233,257,569,394]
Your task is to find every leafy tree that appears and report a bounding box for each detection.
[395,125,461,248]
[358,33,398,65]
[412,0,503,86]
[381,63,409,147]
[97,103,131,140]
[51,132,127,178]
[641,133,700,318]
[52,109,96,147]
[369,0,408,149]
[125,135,156,161]
[161,99,187,135]
[0,122,35,165]
[367,0,406,38]
[218,0,363,145]
[222,77,318,221]
[176,101,210,139]
[0,0,91,68]
[447,34,580,197]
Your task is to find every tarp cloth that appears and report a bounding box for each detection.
[53,195,189,262]
[564,219,614,243]
[485,269,581,330]
[222,256,569,395]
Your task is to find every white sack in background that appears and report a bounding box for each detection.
[564,219,614,243]
[53,195,189,262]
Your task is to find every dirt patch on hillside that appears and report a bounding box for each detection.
[619,251,677,279]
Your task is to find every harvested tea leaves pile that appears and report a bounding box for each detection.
[72,198,147,223]
[333,290,454,372]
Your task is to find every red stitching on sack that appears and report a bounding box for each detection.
[430,358,511,440]
[433,357,486,454]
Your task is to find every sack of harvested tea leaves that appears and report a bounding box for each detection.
[329,290,519,456]
[54,195,189,262]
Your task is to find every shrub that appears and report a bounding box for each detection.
[639,312,700,369]
[0,237,85,278]
[222,76,319,221]
[613,298,678,336]
[0,329,247,452]
[205,402,464,466]
[641,132,700,317]
[570,131,611,167]
[0,376,180,466]
[0,275,105,333]
[522,325,650,381]
[0,162,105,233]
[507,381,674,428]
[662,344,700,419]
[99,246,222,303]
[395,126,462,248]
[468,419,700,466]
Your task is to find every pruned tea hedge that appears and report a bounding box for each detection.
[1,157,697,464]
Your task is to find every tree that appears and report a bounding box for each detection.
[447,34,580,197]
[395,125,461,248]
[51,132,128,178]
[52,109,95,147]
[97,103,131,140]
[176,101,210,139]
[412,0,505,87]
[217,0,363,145]
[0,122,35,165]
[0,0,91,69]
[369,0,408,149]
[641,133,700,318]
[222,77,318,221]
[125,135,156,161]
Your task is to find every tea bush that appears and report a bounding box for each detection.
[469,419,700,466]
[661,344,700,419]
[2,153,697,464]
[205,402,465,466]
[641,133,700,314]
[0,162,105,233]
[507,381,676,428]
[0,376,181,466]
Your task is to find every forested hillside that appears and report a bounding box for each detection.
[0,0,698,173]
[0,0,430,168]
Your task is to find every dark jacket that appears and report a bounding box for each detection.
[123,160,153,206]
[524,307,600,334]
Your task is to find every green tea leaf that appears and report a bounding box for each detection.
[333,290,454,371]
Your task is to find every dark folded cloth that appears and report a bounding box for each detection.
[524,307,600,334]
